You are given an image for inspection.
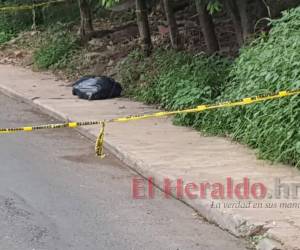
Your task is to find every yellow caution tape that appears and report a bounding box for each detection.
[110,88,300,123]
[0,0,67,12]
[1,88,300,133]
[95,122,106,158]
[1,88,300,157]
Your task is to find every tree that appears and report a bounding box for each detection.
[32,0,37,30]
[221,0,243,45]
[136,0,153,55]
[195,0,219,54]
[78,0,93,42]
[163,0,180,49]
[222,0,265,45]
[235,0,253,41]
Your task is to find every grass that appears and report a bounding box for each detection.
[33,26,79,70]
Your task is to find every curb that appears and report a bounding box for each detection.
[0,83,285,250]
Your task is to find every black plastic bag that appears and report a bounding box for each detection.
[72,76,122,100]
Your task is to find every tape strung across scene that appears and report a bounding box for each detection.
[95,122,106,159]
[1,88,300,157]
[0,0,67,12]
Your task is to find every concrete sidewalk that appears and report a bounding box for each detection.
[0,64,299,250]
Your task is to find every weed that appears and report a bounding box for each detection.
[120,49,231,108]
[33,28,79,69]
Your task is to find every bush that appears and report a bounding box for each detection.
[0,11,32,44]
[120,49,231,110]
[195,7,300,166]
[0,31,14,44]
[33,28,79,69]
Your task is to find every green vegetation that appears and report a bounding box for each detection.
[0,30,14,44]
[0,11,32,43]
[0,0,79,45]
[198,7,300,166]
[121,7,300,167]
[121,49,231,108]
[0,1,81,69]
[33,27,79,69]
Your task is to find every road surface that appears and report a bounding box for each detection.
[0,93,249,250]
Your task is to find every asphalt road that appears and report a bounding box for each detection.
[0,93,249,250]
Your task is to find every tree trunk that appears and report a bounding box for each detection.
[32,8,37,30]
[195,0,219,54]
[223,0,244,46]
[31,0,37,30]
[254,0,268,19]
[136,0,153,56]
[163,0,181,50]
[78,0,93,42]
[235,0,251,41]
